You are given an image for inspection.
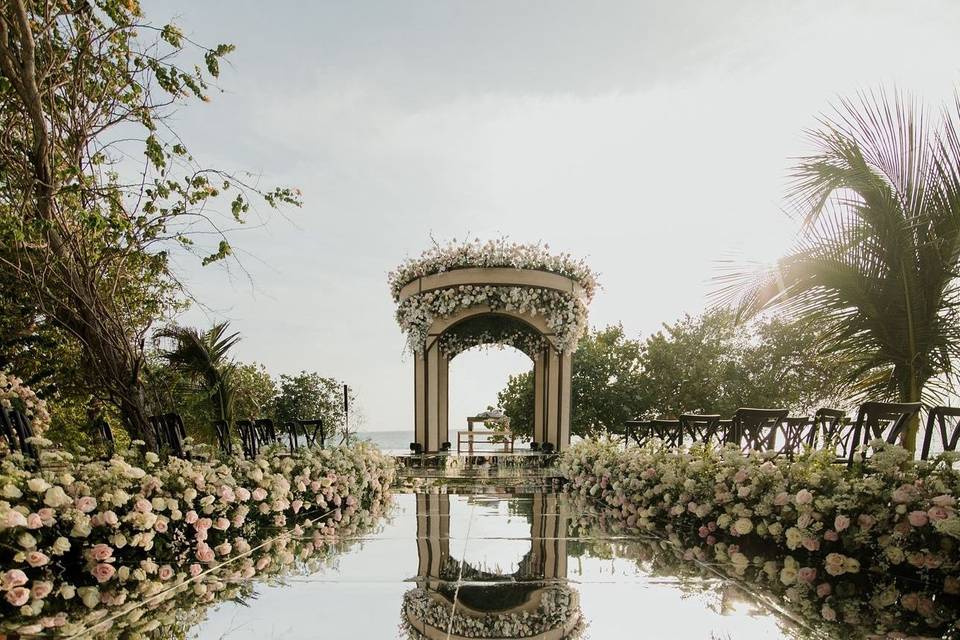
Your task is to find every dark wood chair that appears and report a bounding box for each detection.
[679,414,722,447]
[297,419,325,448]
[780,416,814,458]
[623,419,650,446]
[92,416,114,456]
[648,419,682,448]
[849,401,922,464]
[212,420,233,455]
[254,418,278,446]
[0,409,39,464]
[236,419,259,458]
[810,408,853,459]
[727,408,789,453]
[920,406,960,461]
[162,413,188,458]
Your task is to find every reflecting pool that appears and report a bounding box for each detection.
[179,489,809,639]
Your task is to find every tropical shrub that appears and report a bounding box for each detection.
[561,440,960,638]
[0,441,394,637]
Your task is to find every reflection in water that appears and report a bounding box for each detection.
[402,493,584,639]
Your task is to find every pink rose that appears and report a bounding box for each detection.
[3,510,28,528]
[158,565,175,581]
[215,542,232,556]
[195,543,215,563]
[816,582,832,598]
[90,543,113,562]
[102,510,118,527]
[2,569,28,590]
[927,506,949,521]
[801,537,821,552]
[824,530,839,542]
[134,498,152,513]
[252,487,267,501]
[857,514,875,530]
[931,494,956,508]
[31,581,53,599]
[795,489,813,505]
[195,517,212,532]
[26,551,50,567]
[773,492,790,506]
[91,563,116,583]
[236,487,251,501]
[185,510,199,524]
[26,513,43,529]
[907,511,928,527]
[255,557,271,570]
[833,515,850,532]
[5,587,29,607]
[154,519,168,533]
[798,567,817,584]
[189,563,202,577]
[37,508,55,524]
[76,497,97,513]
[292,500,303,514]
[214,517,230,531]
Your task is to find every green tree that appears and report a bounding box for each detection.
[160,323,241,427]
[0,1,298,445]
[641,309,845,417]
[497,326,648,440]
[272,372,356,443]
[718,92,960,451]
[231,363,277,421]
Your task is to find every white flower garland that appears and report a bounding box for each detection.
[389,238,598,302]
[0,371,50,435]
[396,285,588,354]
[438,326,547,358]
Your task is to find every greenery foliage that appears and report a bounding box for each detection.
[718,91,960,451]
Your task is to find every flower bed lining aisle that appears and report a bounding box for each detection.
[0,441,395,637]
[560,440,960,639]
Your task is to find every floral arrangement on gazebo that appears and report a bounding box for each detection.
[0,371,50,435]
[390,239,598,354]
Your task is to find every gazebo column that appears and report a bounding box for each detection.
[414,339,449,453]
[538,347,572,452]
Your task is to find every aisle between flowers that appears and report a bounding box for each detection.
[0,440,395,637]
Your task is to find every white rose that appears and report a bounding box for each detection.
[27,478,50,493]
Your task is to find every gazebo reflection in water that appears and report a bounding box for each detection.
[402,493,583,639]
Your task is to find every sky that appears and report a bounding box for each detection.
[144,1,960,432]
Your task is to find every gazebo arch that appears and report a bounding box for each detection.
[390,240,597,454]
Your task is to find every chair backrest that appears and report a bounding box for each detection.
[811,408,853,457]
[212,420,233,455]
[728,408,789,452]
[850,401,922,462]
[254,418,278,445]
[623,420,648,446]
[236,419,258,458]
[920,406,960,460]
[649,419,682,448]
[297,419,325,448]
[679,414,722,446]
[162,413,188,458]
[780,416,814,457]
[1,409,39,463]
[284,421,301,451]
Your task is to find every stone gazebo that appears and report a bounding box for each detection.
[390,240,596,453]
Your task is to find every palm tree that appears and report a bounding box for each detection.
[160,322,242,425]
[717,91,960,452]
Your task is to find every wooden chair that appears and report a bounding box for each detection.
[623,419,650,447]
[254,418,278,446]
[849,401,922,464]
[780,416,814,458]
[212,420,233,455]
[679,414,722,447]
[727,408,789,453]
[236,419,259,458]
[810,408,853,459]
[648,419,682,447]
[920,406,960,461]
[297,419,325,448]
[0,409,39,464]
